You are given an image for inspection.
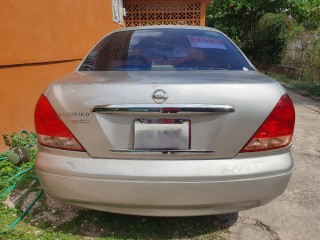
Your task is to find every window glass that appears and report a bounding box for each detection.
[79,29,253,71]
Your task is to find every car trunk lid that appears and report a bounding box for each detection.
[45,70,282,159]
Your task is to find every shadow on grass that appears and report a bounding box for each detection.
[55,209,238,239]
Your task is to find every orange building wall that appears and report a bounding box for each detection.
[0,61,81,135]
[0,0,123,150]
[1,0,123,66]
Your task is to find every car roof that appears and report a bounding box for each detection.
[111,25,222,34]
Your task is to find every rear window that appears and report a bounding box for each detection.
[79,29,253,71]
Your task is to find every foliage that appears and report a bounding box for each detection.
[282,25,307,67]
[3,132,37,150]
[254,13,296,64]
[289,0,320,30]
[206,0,319,58]
[282,26,320,83]
[0,132,38,199]
[300,32,320,84]
[268,72,320,97]
[206,0,290,56]
[293,82,320,96]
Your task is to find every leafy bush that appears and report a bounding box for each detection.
[3,132,37,150]
[289,0,320,30]
[293,82,320,97]
[253,13,296,64]
[300,33,320,84]
[282,27,320,83]
[0,132,38,199]
[206,0,291,58]
[282,26,306,67]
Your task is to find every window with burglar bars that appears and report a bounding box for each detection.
[124,3,201,27]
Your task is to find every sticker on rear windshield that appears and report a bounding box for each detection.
[187,36,227,49]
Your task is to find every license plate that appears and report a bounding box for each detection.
[134,119,191,150]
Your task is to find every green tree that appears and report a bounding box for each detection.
[206,0,290,56]
[289,0,320,30]
[254,13,296,64]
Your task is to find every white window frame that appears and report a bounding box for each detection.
[112,0,123,25]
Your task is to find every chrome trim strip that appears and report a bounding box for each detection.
[110,149,215,154]
[91,104,235,113]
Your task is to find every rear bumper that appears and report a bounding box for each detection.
[36,147,293,216]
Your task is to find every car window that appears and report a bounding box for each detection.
[79,29,253,71]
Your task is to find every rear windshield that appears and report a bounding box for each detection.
[79,29,253,71]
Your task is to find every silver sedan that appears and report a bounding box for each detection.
[34,26,295,216]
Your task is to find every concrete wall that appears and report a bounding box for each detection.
[0,0,123,150]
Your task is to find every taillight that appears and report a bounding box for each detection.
[34,95,85,151]
[240,94,295,152]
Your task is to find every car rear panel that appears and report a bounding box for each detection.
[45,70,284,159]
[36,145,292,216]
